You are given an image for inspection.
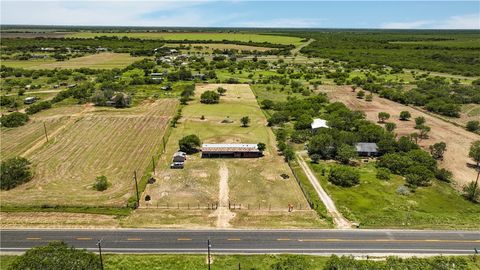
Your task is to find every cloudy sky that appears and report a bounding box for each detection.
[1,1,479,29]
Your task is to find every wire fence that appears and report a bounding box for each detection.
[142,201,309,211]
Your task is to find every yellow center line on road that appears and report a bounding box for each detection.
[26,237,41,240]
[177,238,192,241]
[127,238,142,241]
[227,238,241,241]
[297,239,480,243]
[76,237,93,240]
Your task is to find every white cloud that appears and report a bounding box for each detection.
[381,20,432,29]
[381,14,480,29]
[238,18,326,28]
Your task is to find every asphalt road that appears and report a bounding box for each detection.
[1,229,480,255]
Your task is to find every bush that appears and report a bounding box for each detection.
[328,165,360,187]
[8,241,101,270]
[399,110,411,121]
[405,165,434,187]
[261,99,274,109]
[200,90,220,104]
[335,144,357,164]
[93,175,109,191]
[435,168,452,183]
[466,120,479,132]
[179,134,201,154]
[0,157,32,190]
[0,112,29,127]
[257,142,266,152]
[25,101,52,115]
[376,167,391,180]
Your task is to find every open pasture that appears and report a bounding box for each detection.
[145,84,308,216]
[1,53,140,69]
[1,99,177,207]
[67,32,303,45]
[169,43,275,52]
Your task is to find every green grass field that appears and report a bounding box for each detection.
[145,84,307,209]
[67,32,303,45]
[308,160,480,229]
[1,53,141,69]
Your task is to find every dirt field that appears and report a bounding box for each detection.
[142,84,311,227]
[1,99,177,207]
[322,85,480,188]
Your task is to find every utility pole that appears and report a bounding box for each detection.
[133,170,139,208]
[96,239,104,270]
[43,122,48,142]
[207,239,211,270]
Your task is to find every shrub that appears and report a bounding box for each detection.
[385,122,396,132]
[240,116,250,127]
[396,186,410,196]
[200,90,220,104]
[405,165,434,187]
[257,142,266,152]
[93,175,109,191]
[179,134,201,154]
[377,112,390,123]
[435,168,452,183]
[335,144,358,164]
[8,241,101,270]
[0,112,29,127]
[25,100,52,115]
[328,165,360,187]
[399,110,411,121]
[0,157,32,190]
[216,87,227,95]
[466,120,479,132]
[376,167,391,180]
[356,90,365,99]
[261,99,274,109]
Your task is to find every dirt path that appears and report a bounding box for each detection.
[297,153,352,229]
[210,163,235,228]
[291,38,314,55]
[21,103,94,157]
[324,85,480,188]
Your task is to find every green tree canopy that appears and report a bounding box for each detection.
[179,134,201,154]
[1,157,32,190]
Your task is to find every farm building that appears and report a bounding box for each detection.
[355,142,379,157]
[311,118,329,131]
[201,144,262,158]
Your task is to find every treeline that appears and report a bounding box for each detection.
[377,77,480,117]
[293,31,480,76]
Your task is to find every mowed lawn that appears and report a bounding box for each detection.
[1,53,141,69]
[145,84,307,210]
[1,100,177,207]
[67,32,303,46]
[308,160,480,229]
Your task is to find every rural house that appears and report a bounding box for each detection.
[311,118,329,131]
[201,144,263,158]
[355,142,379,157]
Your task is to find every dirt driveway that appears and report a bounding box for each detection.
[323,85,480,189]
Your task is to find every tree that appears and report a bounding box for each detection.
[328,165,360,187]
[336,144,358,164]
[414,116,426,128]
[356,90,365,99]
[283,145,295,162]
[463,181,479,202]
[178,134,201,154]
[405,165,434,187]
[240,116,250,127]
[261,99,274,109]
[93,175,109,191]
[365,93,373,101]
[0,157,32,190]
[378,112,390,123]
[216,87,227,96]
[200,90,220,104]
[385,122,396,133]
[0,112,29,128]
[468,140,480,199]
[466,120,480,132]
[257,142,266,152]
[429,142,447,160]
[418,125,431,139]
[8,241,101,270]
[113,92,131,108]
[308,133,335,160]
[294,114,313,130]
[399,111,411,121]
